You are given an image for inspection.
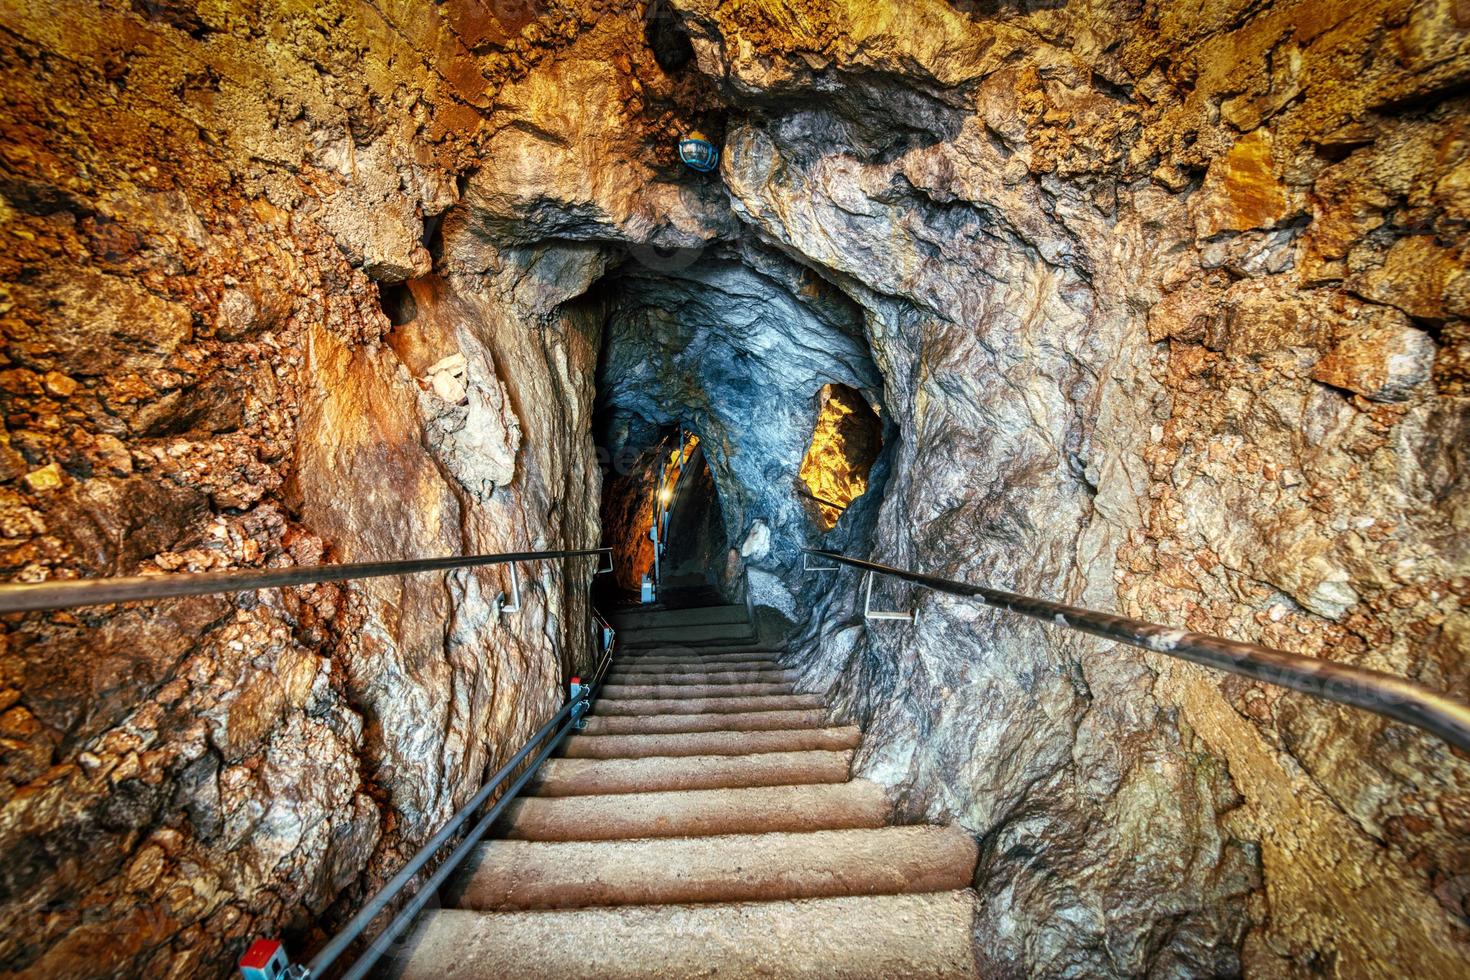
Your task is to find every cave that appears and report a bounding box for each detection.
[2,2,1469,978]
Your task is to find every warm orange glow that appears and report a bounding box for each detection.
[657,433,700,511]
[799,385,882,530]
[640,432,701,581]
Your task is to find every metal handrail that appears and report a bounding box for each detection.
[312,602,619,979]
[0,546,615,977]
[312,702,574,978]
[0,547,612,613]
[796,486,849,512]
[862,569,915,623]
[804,549,1470,753]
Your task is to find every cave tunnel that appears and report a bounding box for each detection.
[595,425,733,603]
[589,246,895,617]
[3,2,1469,979]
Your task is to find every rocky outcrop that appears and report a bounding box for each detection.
[0,2,608,976]
[2,0,1467,977]
[658,1,1470,975]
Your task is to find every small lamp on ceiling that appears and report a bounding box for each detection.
[678,131,719,173]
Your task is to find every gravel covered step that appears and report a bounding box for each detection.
[607,605,750,631]
[558,728,858,758]
[620,642,779,653]
[496,780,890,841]
[616,650,780,667]
[576,709,831,736]
[620,623,757,647]
[595,694,822,716]
[528,749,851,796]
[599,682,794,699]
[386,891,982,980]
[448,825,978,910]
[621,637,774,648]
[562,726,861,759]
[605,668,798,686]
[607,656,784,674]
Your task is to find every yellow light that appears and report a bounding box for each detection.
[799,384,883,530]
[659,487,672,506]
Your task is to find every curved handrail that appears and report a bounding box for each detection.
[0,547,612,613]
[805,549,1470,754]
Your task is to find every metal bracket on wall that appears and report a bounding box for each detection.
[803,553,839,573]
[500,562,523,615]
[863,570,917,624]
[595,550,615,575]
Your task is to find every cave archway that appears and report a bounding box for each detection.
[588,245,890,612]
[658,437,729,589]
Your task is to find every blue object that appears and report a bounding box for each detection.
[678,135,719,173]
[569,677,590,729]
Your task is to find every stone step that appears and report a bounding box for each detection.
[496,780,890,841]
[564,727,860,760]
[528,749,851,796]
[448,825,977,910]
[599,682,795,700]
[386,891,982,980]
[616,650,780,666]
[619,623,757,647]
[576,709,831,737]
[595,694,823,716]
[607,604,749,631]
[607,655,783,673]
[605,668,798,686]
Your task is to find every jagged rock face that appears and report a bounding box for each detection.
[658,2,1470,976]
[2,1,1468,978]
[0,3,612,976]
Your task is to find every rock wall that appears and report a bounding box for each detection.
[656,0,1470,975]
[0,2,612,976]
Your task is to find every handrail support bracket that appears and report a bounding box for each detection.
[863,570,918,625]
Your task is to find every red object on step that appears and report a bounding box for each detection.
[239,939,289,979]
[571,676,581,685]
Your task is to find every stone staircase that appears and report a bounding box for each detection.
[385,603,981,978]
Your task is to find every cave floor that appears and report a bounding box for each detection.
[382,602,981,978]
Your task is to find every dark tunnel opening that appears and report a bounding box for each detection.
[644,0,695,74]
[594,425,731,607]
